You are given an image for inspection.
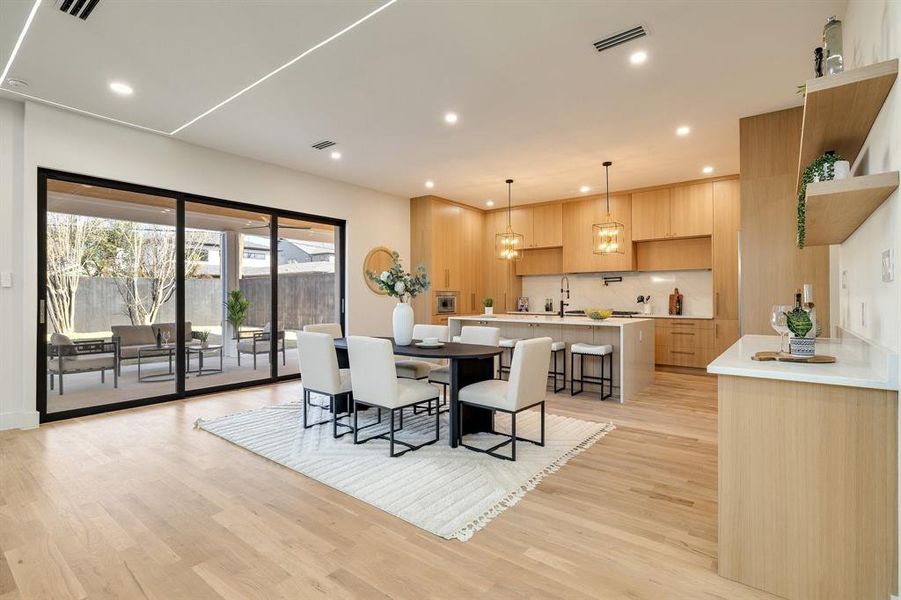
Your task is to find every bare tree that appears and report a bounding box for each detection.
[45,213,101,334]
[112,223,210,325]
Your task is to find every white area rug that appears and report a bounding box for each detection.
[196,398,614,541]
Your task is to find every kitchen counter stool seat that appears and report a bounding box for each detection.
[570,343,613,400]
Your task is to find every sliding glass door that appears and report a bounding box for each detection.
[38,170,345,422]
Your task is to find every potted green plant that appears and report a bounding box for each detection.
[483,297,494,316]
[225,290,250,341]
[196,330,210,349]
[785,306,814,357]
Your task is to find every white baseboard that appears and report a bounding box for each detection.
[0,410,40,430]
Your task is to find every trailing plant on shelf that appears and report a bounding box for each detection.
[365,251,430,303]
[797,151,843,248]
[225,290,250,339]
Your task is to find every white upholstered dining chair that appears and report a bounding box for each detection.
[456,337,551,461]
[395,324,449,380]
[302,322,343,339]
[297,331,353,438]
[428,325,500,393]
[346,336,441,457]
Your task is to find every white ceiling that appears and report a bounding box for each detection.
[1,0,846,207]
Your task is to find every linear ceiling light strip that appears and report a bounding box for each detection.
[0,0,42,85]
[169,0,399,135]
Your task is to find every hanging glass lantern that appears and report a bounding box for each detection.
[495,178,523,260]
[592,161,625,254]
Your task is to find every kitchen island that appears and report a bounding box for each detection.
[449,314,655,403]
[708,334,898,600]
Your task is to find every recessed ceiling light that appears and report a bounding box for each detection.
[485,200,494,207]
[109,81,134,96]
[629,51,648,65]
[425,180,435,189]
[702,165,714,174]
[330,151,342,160]
[580,186,591,193]
[5,78,28,88]
[676,125,690,136]
[444,112,458,124]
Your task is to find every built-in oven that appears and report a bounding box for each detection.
[436,293,457,314]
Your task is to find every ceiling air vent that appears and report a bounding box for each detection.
[593,25,647,53]
[312,140,336,150]
[57,0,102,20]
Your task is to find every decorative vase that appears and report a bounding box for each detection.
[201,340,209,349]
[484,306,494,315]
[393,302,414,345]
[789,335,815,358]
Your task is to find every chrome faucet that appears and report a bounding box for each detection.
[559,275,570,318]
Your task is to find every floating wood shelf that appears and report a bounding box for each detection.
[798,58,898,185]
[804,171,899,246]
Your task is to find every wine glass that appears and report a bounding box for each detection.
[162,330,171,346]
[770,305,792,353]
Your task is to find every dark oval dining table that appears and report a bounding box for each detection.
[332,338,502,448]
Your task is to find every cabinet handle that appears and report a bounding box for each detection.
[671,331,695,336]
[715,292,720,316]
[471,293,475,310]
[715,323,719,338]
[672,350,696,355]
[672,322,696,326]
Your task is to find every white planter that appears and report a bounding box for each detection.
[484,306,494,315]
[789,334,815,357]
[393,302,414,345]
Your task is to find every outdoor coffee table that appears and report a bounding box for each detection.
[186,344,223,376]
[137,344,176,382]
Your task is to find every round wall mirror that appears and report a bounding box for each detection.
[363,246,395,295]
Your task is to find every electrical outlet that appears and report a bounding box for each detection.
[841,270,847,289]
[882,249,894,282]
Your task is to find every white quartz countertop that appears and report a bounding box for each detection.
[513,311,711,320]
[450,314,653,327]
[707,334,899,391]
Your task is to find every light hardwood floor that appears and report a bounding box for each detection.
[0,370,779,600]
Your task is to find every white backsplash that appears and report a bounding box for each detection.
[520,270,713,316]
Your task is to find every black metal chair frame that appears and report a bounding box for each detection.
[236,329,287,369]
[457,399,545,461]
[548,346,566,393]
[302,388,358,439]
[352,396,440,458]
[48,339,119,396]
[570,350,613,400]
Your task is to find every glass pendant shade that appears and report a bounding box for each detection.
[496,178,523,261]
[592,160,624,254]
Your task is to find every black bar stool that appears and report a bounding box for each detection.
[548,341,566,392]
[570,342,613,400]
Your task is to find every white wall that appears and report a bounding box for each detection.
[0,100,410,430]
[521,270,713,317]
[839,0,901,351]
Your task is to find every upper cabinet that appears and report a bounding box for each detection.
[631,188,671,241]
[502,204,563,249]
[562,194,635,273]
[631,182,713,240]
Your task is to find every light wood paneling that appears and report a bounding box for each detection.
[562,194,634,273]
[670,182,713,238]
[483,210,521,312]
[461,208,484,313]
[515,247,563,276]
[718,375,897,600]
[510,207,534,248]
[654,319,715,368]
[532,203,563,247]
[713,179,741,320]
[740,108,830,335]
[713,319,739,356]
[631,188,671,241]
[636,238,711,271]
[804,171,899,246]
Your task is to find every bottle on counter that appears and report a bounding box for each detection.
[814,47,824,78]
[802,283,818,337]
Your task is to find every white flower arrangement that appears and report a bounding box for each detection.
[366,251,430,303]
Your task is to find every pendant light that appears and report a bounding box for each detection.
[592,161,625,255]
[495,178,523,261]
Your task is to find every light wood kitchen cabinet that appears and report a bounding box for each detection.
[636,237,711,271]
[631,188,671,241]
[713,179,740,320]
[714,319,740,356]
[654,318,715,368]
[515,247,563,276]
[561,194,635,273]
[509,208,534,249]
[531,203,563,247]
[670,182,713,238]
[631,182,713,240]
[410,196,484,324]
[483,210,522,313]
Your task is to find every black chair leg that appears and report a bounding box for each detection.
[49,373,53,390]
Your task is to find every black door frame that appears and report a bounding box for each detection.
[36,168,347,423]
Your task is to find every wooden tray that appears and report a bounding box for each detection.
[752,351,836,364]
